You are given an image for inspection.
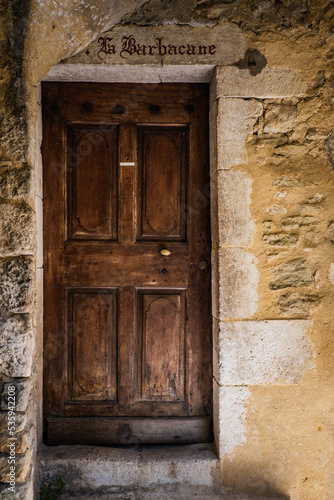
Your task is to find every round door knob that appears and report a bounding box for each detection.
[160,249,171,256]
[199,260,207,270]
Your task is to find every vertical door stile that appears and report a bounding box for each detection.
[187,86,212,417]
[119,122,136,244]
[118,122,138,406]
[43,82,68,418]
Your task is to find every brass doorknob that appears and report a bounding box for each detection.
[160,249,171,256]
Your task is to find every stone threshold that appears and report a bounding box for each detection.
[39,443,220,496]
[59,490,286,500]
[39,444,287,499]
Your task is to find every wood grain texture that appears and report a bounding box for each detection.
[46,417,212,445]
[138,290,186,402]
[137,126,187,241]
[42,82,212,444]
[68,289,117,401]
[66,124,118,240]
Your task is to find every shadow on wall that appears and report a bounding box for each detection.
[1,0,31,162]
[221,458,289,499]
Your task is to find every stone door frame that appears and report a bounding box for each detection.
[37,61,310,458]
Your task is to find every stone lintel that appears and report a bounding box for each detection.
[44,63,216,83]
[61,24,245,67]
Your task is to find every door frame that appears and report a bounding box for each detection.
[36,63,228,457]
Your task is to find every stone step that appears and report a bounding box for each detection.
[58,490,286,500]
[39,444,219,496]
[40,444,287,500]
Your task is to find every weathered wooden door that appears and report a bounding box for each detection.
[42,82,212,445]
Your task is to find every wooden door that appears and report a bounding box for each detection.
[42,82,212,445]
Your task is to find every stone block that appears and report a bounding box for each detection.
[266,205,287,215]
[269,259,313,290]
[0,165,32,202]
[0,203,34,257]
[45,63,217,85]
[0,482,33,500]
[1,380,32,412]
[0,411,28,436]
[326,131,334,169]
[0,432,29,455]
[255,132,289,148]
[329,263,334,285]
[0,448,32,483]
[0,313,34,378]
[215,98,262,171]
[209,97,219,175]
[282,216,319,230]
[39,444,218,494]
[216,386,250,457]
[0,258,33,313]
[212,379,220,460]
[263,104,297,134]
[277,292,321,316]
[217,320,313,385]
[46,63,163,84]
[61,24,245,67]
[263,233,298,247]
[211,170,255,247]
[138,446,218,488]
[214,66,308,98]
[212,318,220,381]
[62,494,135,500]
[272,176,300,188]
[212,248,259,319]
[327,222,334,244]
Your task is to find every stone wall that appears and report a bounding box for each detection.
[210,62,334,497]
[0,1,334,499]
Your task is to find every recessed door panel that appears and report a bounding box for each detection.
[68,289,117,402]
[137,126,187,241]
[67,124,118,240]
[138,290,186,402]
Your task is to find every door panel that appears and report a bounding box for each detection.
[42,82,212,445]
[68,289,117,402]
[138,289,186,402]
[137,126,187,241]
[67,124,119,240]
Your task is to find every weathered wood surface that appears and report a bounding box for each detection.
[43,82,212,444]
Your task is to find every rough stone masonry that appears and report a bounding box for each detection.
[1,1,334,499]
